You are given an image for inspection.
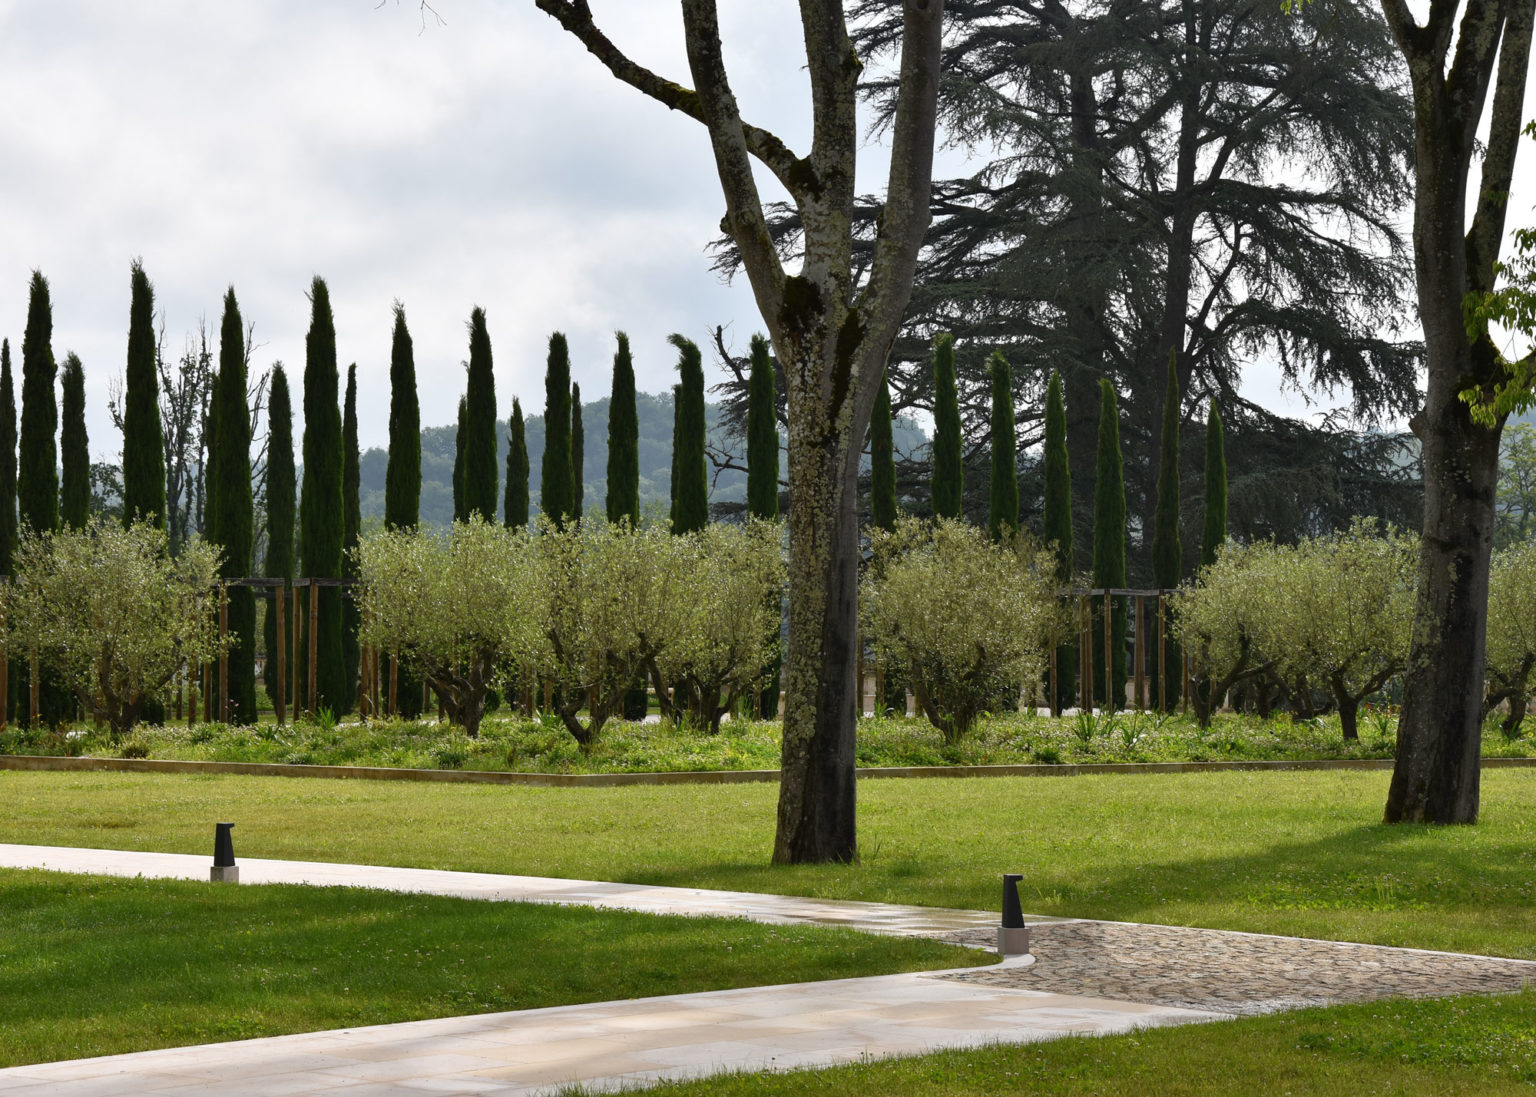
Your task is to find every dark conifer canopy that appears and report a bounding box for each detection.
[59,353,89,531]
[210,288,257,720]
[384,302,421,531]
[986,351,1017,540]
[262,364,295,712]
[869,369,895,532]
[0,341,16,576]
[463,307,498,523]
[541,333,574,526]
[342,362,361,708]
[18,271,59,536]
[1092,378,1128,706]
[299,276,346,712]
[452,396,467,523]
[1152,350,1182,588]
[571,381,584,522]
[669,334,708,534]
[605,332,640,526]
[1042,371,1073,579]
[505,398,530,529]
[746,334,779,522]
[930,333,962,520]
[121,260,165,529]
[1202,401,1227,569]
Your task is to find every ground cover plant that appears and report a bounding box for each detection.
[0,867,982,1067]
[5,708,1532,773]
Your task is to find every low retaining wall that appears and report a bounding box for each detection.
[2,753,1534,787]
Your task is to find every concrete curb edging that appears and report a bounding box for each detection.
[3,752,1534,787]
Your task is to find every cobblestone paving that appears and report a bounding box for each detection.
[936,921,1536,1016]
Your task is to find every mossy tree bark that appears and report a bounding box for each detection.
[1380,0,1535,824]
[532,0,941,861]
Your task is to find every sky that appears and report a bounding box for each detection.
[0,1,1533,463]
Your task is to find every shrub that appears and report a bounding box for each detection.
[1486,540,1536,736]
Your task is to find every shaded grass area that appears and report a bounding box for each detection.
[640,990,1536,1096]
[5,709,1532,773]
[0,868,984,1068]
[3,769,1534,960]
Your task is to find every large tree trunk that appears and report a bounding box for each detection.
[1381,0,1534,824]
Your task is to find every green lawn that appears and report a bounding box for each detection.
[3,768,1532,957]
[0,868,982,1068]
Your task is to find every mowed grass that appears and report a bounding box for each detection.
[0,867,983,1068]
[640,991,1536,1096]
[2,768,1534,958]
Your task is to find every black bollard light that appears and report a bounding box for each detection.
[998,872,1029,957]
[211,822,238,883]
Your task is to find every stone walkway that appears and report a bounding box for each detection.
[2,843,1533,1095]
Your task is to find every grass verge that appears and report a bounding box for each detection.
[0,867,984,1068]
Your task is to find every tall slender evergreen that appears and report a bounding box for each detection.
[930,333,962,520]
[1151,350,1182,709]
[452,396,467,522]
[1092,379,1127,709]
[204,370,221,543]
[18,271,58,536]
[342,364,361,712]
[263,366,295,713]
[571,382,584,522]
[121,261,165,528]
[869,371,896,532]
[747,334,780,522]
[541,333,574,525]
[1042,371,1075,712]
[1201,400,1227,569]
[0,341,16,577]
[668,384,681,516]
[299,276,345,714]
[210,289,256,721]
[605,332,640,525]
[669,334,707,534]
[384,303,420,530]
[986,351,1017,540]
[504,399,529,529]
[463,308,497,522]
[59,354,89,531]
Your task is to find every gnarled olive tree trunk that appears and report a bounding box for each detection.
[534,0,943,862]
[1380,0,1534,823]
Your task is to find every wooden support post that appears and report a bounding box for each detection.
[218,585,229,724]
[1133,594,1146,711]
[291,582,301,717]
[1158,592,1168,714]
[307,582,319,715]
[273,584,287,726]
[1078,596,1092,714]
[388,651,399,716]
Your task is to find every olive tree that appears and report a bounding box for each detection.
[1245,522,1417,740]
[356,519,540,736]
[1484,540,1536,736]
[6,519,224,740]
[864,518,1063,744]
[649,520,785,734]
[1172,541,1278,728]
[532,520,683,747]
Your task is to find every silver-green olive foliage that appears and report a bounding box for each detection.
[6,519,225,740]
[864,517,1065,744]
[1486,540,1536,734]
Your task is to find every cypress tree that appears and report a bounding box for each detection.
[571,382,584,522]
[452,396,467,522]
[121,261,165,528]
[299,276,345,715]
[18,271,58,536]
[541,333,574,525]
[263,365,295,714]
[1042,371,1075,713]
[204,370,221,544]
[669,334,708,534]
[504,398,529,529]
[210,289,256,722]
[930,333,962,520]
[342,364,361,713]
[747,334,779,521]
[986,351,1018,541]
[870,371,896,532]
[668,384,681,517]
[1151,350,1182,710]
[384,303,420,531]
[747,334,782,719]
[1201,400,1227,569]
[605,332,639,526]
[59,354,89,531]
[0,341,16,577]
[463,308,498,522]
[1092,379,1127,710]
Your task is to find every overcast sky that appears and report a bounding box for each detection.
[0,1,1532,462]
